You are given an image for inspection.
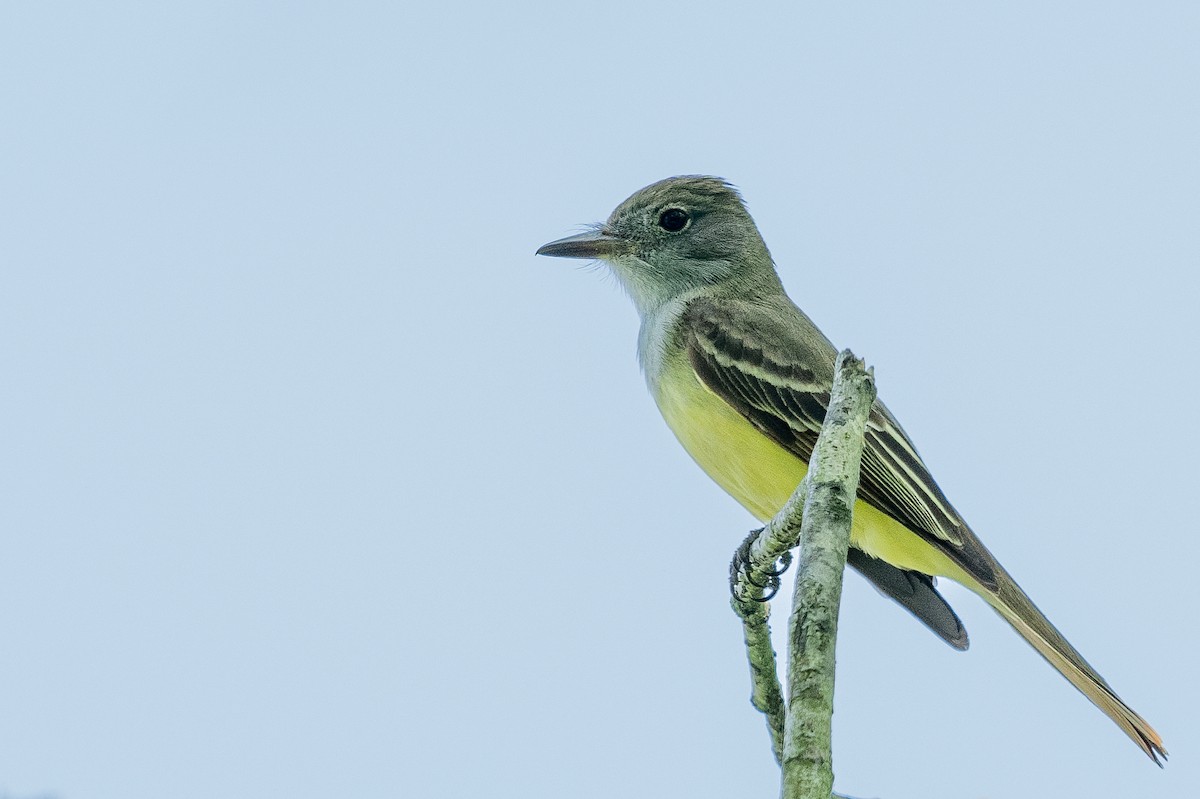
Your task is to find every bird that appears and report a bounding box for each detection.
[536,175,1165,763]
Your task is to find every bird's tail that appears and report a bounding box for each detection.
[983,569,1166,764]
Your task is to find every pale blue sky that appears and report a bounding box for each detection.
[1,3,1197,798]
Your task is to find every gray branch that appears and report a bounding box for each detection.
[732,594,788,764]
[731,350,877,799]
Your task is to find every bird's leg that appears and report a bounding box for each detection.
[730,528,793,602]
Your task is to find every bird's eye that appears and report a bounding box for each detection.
[658,208,690,232]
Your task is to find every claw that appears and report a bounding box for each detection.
[757,576,781,602]
[763,550,792,577]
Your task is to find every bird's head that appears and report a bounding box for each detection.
[537,176,779,316]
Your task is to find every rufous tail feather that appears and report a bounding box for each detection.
[983,571,1166,764]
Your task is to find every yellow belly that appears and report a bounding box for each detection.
[653,357,967,582]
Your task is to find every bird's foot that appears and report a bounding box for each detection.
[730,527,792,602]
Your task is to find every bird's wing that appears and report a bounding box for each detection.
[846,549,969,650]
[680,295,997,590]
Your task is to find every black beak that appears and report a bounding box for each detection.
[535,231,625,259]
